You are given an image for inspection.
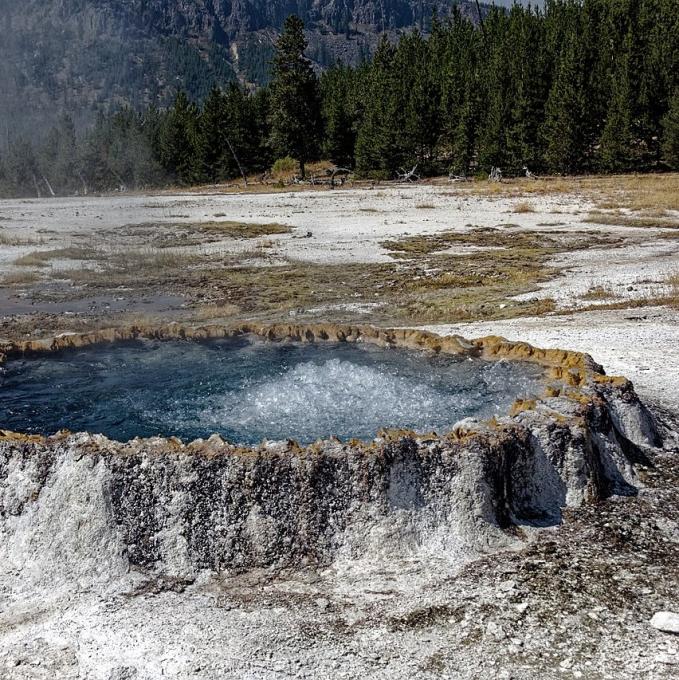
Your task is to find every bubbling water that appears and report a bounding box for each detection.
[0,337,543,444]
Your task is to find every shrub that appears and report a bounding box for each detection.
[271,156,299,179]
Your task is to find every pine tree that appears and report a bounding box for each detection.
[440,9,479,176]
[354,36,403,178]
[157,91,202,184]
[542,36,586,174]
[199,87,229,182]
[476,8,511,172]
[269,15,321,178]
[597,29,634,172]
[320,64,357,168]
[41,114,78,194]
[661,87,679,169]
[3,139,41,197]
[503,6,549,172]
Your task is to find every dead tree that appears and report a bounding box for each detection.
[42,175,56,197]
[225,136,248,187]
[31,173,42,198]
[330,167,352,187]
[77,171,89,196]
[448,172,469,182]
[397,165,420,182]
[522,165,538,180]
[488,166,503,182]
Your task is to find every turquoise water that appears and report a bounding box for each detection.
[0,338,542,444]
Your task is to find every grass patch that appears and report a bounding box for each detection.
[122,221,293,248]
[571,270,679,312]
[583,211,679,229]
[1,271,41,285]
[416,203,436,210]
[206,252,559,324]
[667,271,679,308]
[109,248,193,274]
[0,233,39,246]
[513,201,536,213]
[452,173,679,213]
[380,227,621,258]
[580,285,618,301]
[13,247,100,267]
[192,221,292,238]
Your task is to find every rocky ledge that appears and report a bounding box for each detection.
[0,323,663,586]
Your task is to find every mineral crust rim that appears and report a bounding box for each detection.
[0,322,637,452]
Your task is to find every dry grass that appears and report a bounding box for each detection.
[12,253,50,267]
[583,211,679,229]
[667,271,679,308]
[380,227,622,258]
[462,176,580,198]
[580,285,619,301]
[592,174,679,212]
[1,271,41,286]
[513,201,536,214]
[192,221,292,238]
[13,247,100,267]
[454,173,679,213]
[109,248,192,274]
[0,233,40,246]
[416,203,436,210]
[189,303,242,321]
[572,270,679,313]
[18,226,564,326]
[204,251,560,324]
[120,221,293,249]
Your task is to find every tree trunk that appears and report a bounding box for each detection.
[42,175,56,197]
[225,137,248,187]
[31,173,42,198]
[299,159,306,179]
[78,172,88,195]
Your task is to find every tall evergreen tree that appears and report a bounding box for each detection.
[269,16,321,178]
[661,87,679,169]
[321,64,358,168]
[354,37,405,178]
[157,91,202,184]
[41,115,78,195]
[199,87,229,182]
[597,27,634,171]
[541,37,585,174]
[476,8,511,172]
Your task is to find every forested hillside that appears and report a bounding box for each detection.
[0,0,494,142]
[1,0,677,197]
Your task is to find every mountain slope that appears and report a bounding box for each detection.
[0,0,495,139]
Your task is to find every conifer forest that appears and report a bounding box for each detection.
[1,0,678,197]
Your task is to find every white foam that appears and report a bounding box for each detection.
[195,358,513,442]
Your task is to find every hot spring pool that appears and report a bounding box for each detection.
[0,337,543,444]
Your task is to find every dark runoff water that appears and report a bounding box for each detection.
[0,337,543,445]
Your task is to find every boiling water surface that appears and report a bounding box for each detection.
[0,338,543,444]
